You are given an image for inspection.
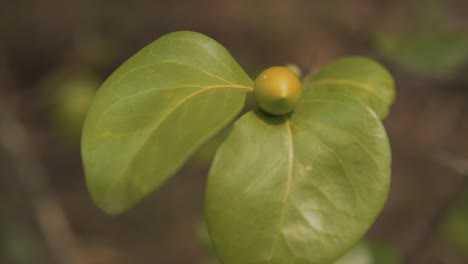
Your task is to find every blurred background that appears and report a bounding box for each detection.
[1,0,468,263]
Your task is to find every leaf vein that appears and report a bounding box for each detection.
[289,122,360,203]
[311,79,387,104]
[291,115,381,175]
[267,119,294,263]
[101,85,240,205]
[98,84,251,134]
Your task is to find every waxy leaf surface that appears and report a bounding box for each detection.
[82,31,252,214]
[308,57,395,119]
[206,67,392,263]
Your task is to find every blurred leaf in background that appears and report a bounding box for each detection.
[333,241,373,264]
[334,240,401,264]
[0,214,43,264]
[441,189,468,259]
[196,220,214,254]
[374,32,468,79]
[196,220,219,264]
[368,240,402,264]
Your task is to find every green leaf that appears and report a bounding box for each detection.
[206,86,391,263]
[308,57,395,120]
[81,31,253,214]
[375,32,468,79]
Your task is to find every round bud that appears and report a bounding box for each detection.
[253,66,302,115]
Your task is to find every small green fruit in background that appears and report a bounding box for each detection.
[253,66,302,115]
[50,74,97,144]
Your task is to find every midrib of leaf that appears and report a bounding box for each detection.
[310,79,388,104]
[98,84,251,135]
[267,119,294,263]
[102,84,251,206]
[108,60,252,89]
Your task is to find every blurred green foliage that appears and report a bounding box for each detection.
[47,72,98,145]
[375,32,468,79]
[334,240,401,264]
[196,220,215,254]
[442,189,468,258]
[368,240,402,264]
[0,215,42,264]
[334,242,373,264]
[196,220,220,264]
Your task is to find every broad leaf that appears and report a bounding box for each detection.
[82,31,253,214]
[206,87,391,263]
[308,57,395,120]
